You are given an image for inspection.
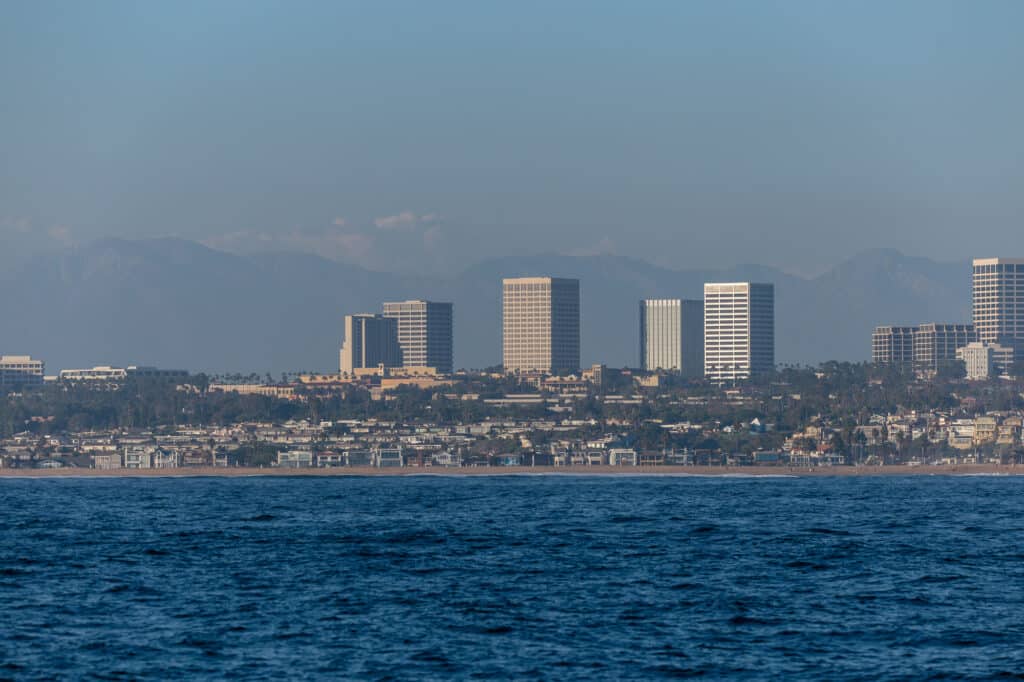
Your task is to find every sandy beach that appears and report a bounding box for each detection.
[2,464,1023,478]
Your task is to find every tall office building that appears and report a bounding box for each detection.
[973,258,1024,353]
[383,300,454,373]
[703,282,774,382]
[339,314,401,374]
[639,299,703,376]
[872,326,917,370]
[502,277,580,374]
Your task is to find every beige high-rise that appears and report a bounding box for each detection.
[502,277,580,374]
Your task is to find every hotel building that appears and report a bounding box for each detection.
[703,283,774,382]
[502,277,580,374]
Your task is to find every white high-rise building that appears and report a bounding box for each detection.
[383,300,454,374]
[639,299,703,376]
[704,282,774,382]
[973,258,1024,355]
[339,314,401,375]
[502,277,580,374]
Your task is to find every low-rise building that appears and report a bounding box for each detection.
[957,342,1014,380]
[92,453,122,469]
[374,447,403,467]
[123,447,153,468]
[0,356,44,388]
[608,448,637,466]
[974,416,999,445]
[210,384,298,400]
[277,450,314,468]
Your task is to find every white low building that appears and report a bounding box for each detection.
[277,450,313,468]
[0,356,44,387]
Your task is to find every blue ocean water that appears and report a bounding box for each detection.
[2,475,1024,679]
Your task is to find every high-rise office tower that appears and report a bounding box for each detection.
[973,258,1024,354]
[639,299,703,376]
[339,314,401,374]
[383,300,454,374]
[703,282,774,382]
[502,277,580,374]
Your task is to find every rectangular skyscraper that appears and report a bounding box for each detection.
[383,300,454,374]
[703,282,774,382]
[339,314,401,374]
[973,258,1024,354]
[503,277,580,374]
[639,299,703,376]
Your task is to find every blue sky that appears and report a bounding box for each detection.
[2,1,1023,274]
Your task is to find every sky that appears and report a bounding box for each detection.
[2,1,1023,276]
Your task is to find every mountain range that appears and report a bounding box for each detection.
[0,238,972,374]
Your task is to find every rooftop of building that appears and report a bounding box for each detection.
[973,257,1024,266]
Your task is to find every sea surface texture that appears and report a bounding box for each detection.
[2,475,1023,679]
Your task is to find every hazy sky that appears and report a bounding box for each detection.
[2,1,1023,275]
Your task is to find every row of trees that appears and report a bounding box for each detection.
[3,364,1024,441]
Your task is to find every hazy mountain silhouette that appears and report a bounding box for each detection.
[0,239,970,373]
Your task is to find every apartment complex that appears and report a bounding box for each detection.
[638,299,703,376]
[0,355,44,387]
[973,258,1024,355]
[383,300,454,374]
[502,277,580,374]
[703,283,774,382]
[340,314,402,375]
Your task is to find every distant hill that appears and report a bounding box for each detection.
[0,238,971,373]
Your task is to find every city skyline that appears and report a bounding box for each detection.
[6,4,1023,679]
[10,252,1024,378]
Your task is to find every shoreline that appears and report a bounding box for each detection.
[2,464,1023,478]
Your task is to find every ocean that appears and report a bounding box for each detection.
[2,475,1023,679]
